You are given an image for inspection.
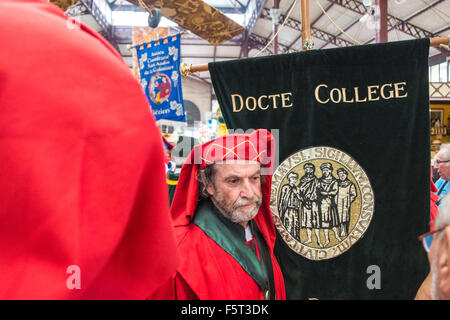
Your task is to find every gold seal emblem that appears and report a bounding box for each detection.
[270,146,374,260]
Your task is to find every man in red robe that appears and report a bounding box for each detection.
[152,129,286,299]
[0,0,177,299]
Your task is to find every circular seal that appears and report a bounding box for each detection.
[270,146,374,260]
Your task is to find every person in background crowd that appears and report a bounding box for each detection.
[0,0,177,299]
[414,166,444,300]
[433,144,450,207]
[431,155,440,183]
[163,136,174,166]
[151,129,286,300]
[418,193,450,300]
[162,135,179,205]
[431,167,439,233]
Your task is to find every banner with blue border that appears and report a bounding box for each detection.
[135,33,186,125]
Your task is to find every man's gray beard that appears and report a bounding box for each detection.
[215,194,262,225]
[431,258,440,300]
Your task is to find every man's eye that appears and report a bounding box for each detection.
[252,176,261,181]
[229,179,239,184]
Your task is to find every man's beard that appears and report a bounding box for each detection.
[213,191,262,225]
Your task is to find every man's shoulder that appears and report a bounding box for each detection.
[435,178,449,189]
[177,201,215,245]
[177,216,207,238]
[176,222,210,250]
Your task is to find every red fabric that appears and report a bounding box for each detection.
[430,180,439,232]
[162,136,174,151]
[157,129,286,300]
[161,225,270,299]
[162,136,173,165]
[246,238,261,261]
[431,179,438,193]
[0,0,178,299]
[162,136,173,166]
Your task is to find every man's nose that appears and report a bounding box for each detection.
[239,179,255,199]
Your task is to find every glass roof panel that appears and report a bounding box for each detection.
[110,0,247,27]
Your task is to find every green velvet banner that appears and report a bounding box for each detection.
[209,39,430,299]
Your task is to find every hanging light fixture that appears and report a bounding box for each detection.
[148,8,162,28]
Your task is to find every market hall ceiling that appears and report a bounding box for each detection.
[61,0,449,84]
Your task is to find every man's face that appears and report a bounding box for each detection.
[338,171,347,181]
[428,226,450,300]
[288,175,297,185]
[206,161,262,228]
[435,151,450,181]
[305,166,314,176]
[321,167,331,177]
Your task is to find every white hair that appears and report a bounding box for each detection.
[438,143,450,161]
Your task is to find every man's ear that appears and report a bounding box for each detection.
[205,184,215,197]
[438,226,450,298]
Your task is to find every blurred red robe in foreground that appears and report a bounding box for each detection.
[0,0,177,299]
[430,179,439,232]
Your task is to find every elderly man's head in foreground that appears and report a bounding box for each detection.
[426,193,450,299]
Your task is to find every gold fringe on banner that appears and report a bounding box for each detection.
[128,32,186,51]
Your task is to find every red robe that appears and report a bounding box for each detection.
[152,129,286,300]
[0,0,177,299]
[162,205,286,300]
[430,180,439,232]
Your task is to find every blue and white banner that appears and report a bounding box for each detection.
[135,33,186,125]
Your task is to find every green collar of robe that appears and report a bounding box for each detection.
[193,199,269,292]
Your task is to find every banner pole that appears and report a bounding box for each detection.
[301,0,312,51]
[180,36,449,76]
[430,36,450,47]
